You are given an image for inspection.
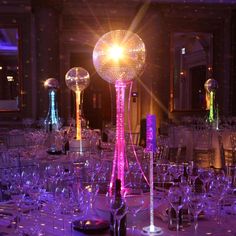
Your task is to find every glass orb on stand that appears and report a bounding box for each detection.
[65,67,90,153]
[93,30,146,193]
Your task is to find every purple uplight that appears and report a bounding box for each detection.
[146,114,157,152]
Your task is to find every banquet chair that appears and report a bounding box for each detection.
[167,126,187,163]
[218,133,226,172]
[168,146,187,163]
[229,133,236,166]
[125,132,140,146]
[193,128,214,168]
[222,132,236,167]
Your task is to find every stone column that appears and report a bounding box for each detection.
[32,0,61,119]
[231,10,236,115]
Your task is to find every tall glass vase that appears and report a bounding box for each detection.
[44,78,61,154]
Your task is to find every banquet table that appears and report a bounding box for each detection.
[0,190,236,236]
[1,128,236,236]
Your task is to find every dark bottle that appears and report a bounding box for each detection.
[110,179,126,236]
[62,131,70,154]
[182,163,189,184]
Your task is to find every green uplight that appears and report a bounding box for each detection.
[209,91,215,123]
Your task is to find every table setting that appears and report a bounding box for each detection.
[0,133,236,236]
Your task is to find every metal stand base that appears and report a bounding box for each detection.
[141,226,163,235]
[69,139,89,153]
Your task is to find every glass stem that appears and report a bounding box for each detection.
[132,213,137,230]
[118,219,121,236]
[194,214,198,233]
[217,200,222,224]
[113,214,116,236]
[176,209,180,235]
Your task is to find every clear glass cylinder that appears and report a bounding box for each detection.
[44,89,60,132]
[44,89,60,154]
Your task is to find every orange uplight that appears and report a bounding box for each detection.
[75,90,81,140]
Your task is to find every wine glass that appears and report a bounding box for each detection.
[156,163,170,188]
[188,190,206,234]
[168,183,188,235]
[168,164,184,182]
[208,175,230,224]
[81,184,100,220]
[198,168,214,192]
[116,203,128,236]
[187,165,199,189]
[125,194,145,234]
[110,197,127,236]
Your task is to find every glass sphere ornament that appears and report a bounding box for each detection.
[93,30,146,84]
[44,78,59,90]
[65,67,90,92]
[204,78,218,93]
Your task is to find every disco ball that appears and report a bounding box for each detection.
[44,78,59,90]
[65,67,90,92]
[93,30,146,84]
[204,78,218,93]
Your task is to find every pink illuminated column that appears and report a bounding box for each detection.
[92,30,146,195]
[110,81,126,193]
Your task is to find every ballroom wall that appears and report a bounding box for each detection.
[0,0,235,129]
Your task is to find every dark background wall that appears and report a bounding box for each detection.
[0,0,235,128]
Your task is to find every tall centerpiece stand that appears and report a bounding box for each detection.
[204,78,218,130]
[142,114,163,235]
[44,78,61,154]
[93,30,146,194]
[65,67,90,152]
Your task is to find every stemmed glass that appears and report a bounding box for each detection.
[198,168,214,192]
[125,195,145,234]
[110,197,127,236]
[58,186,74,234]
[187,165,199,189]
[81,184,100,220]
[208,175,230,224]
[188,189,206,235]
[116,203,128,236]
[168,183,188,235]
[168,164,184,182]
[156,163,170,188]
